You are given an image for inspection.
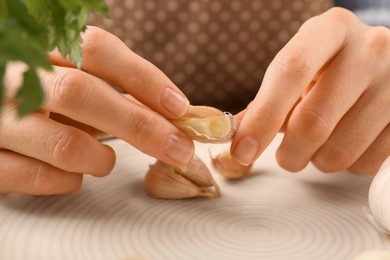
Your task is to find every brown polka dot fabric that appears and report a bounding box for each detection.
[89,0,332,113]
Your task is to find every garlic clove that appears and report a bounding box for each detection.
[175,155,221,194]
[170,105,237,143]
[210,148,253,179]
[144,159,220,199]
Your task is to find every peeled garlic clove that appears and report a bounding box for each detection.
[171,105,237,143]
[144,159,220,199]
[175,155,220,194]
[211,148,252,179]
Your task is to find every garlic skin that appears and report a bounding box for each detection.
[354,250,390,260]
[171,106,237,143]
[211,149,252,179]
[144,156,220,199]
[175,155,221,194]
[368,156,390,233]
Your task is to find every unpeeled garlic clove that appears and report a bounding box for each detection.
[175,155,221,194]
[170,105,237,143]
[210,148,252,179]
[144,156,220,199]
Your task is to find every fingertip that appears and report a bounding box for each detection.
[162,133,195,166]
[275,149,306,173]
[275,141,309,173]
[30,168,83,196]
[91,143,116,177]
[231,136,260,166]
[160,88,190,118]
[56,173,84,195]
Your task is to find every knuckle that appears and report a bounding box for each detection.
[50,69,88,110]
[289,107,332,143]
[326,7,357,26]
[123,112,160,142]
[365,26,390,57]
[274,51,314,78]
[50,128,84,168]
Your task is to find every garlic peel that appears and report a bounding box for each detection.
[175,155,221,194]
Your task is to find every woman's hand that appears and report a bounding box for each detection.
[0,26,194,195]
[232,8,390,175]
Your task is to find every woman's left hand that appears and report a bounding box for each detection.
[231,7,390,175]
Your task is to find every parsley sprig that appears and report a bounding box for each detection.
[0,0,109,116]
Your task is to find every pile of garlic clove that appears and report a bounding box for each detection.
[145,155,220,199]
[144,105,251,199]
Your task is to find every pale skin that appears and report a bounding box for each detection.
[1,7,389,195]
[0,26,195,195]
[232,8,390,175]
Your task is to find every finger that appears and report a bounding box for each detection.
[0,108,115,176]
[276,30,375,172]
[347,124,390,175]
[49,92,145,140]
[0,150,82,195]
[234,109,246,124]
[49,26,189,119]
[39,67,194,166]
[312,84,390,172]
[279,96,303,133]
[231,8,360,165]
[49,112,107,139]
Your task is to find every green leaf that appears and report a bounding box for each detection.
[0,21,51,69]
[0,0,51,116]
[0,0,8,20]
[0,0,110,116]
[0,64,5,111]
[58,0,110,17]
[5,0,45,33]
[25,0,110,68]
[15,68,44,117]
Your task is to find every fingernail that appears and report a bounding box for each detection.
[233,136,259,166]
[163,134,194,164]
[161,88,189,117]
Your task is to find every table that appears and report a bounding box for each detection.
[1,135,389,260]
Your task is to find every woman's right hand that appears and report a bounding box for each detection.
[0,26,194,195]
